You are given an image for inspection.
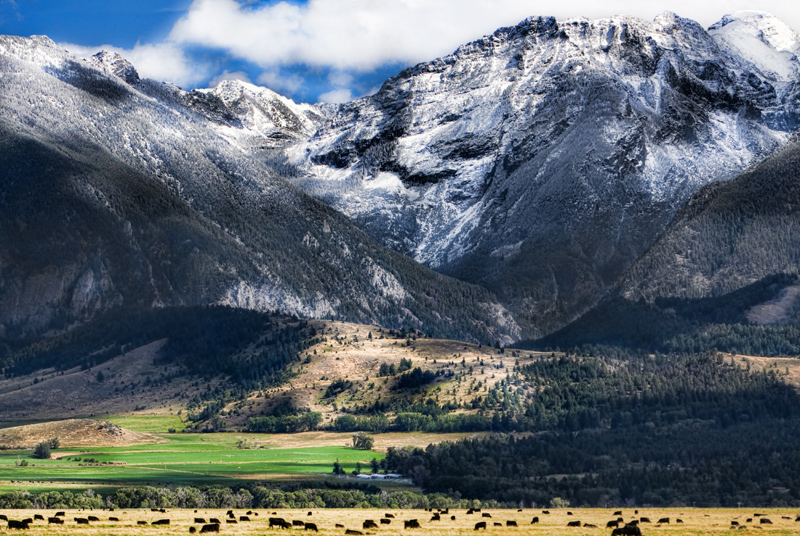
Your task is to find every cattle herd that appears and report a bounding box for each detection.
[1,508,799,533]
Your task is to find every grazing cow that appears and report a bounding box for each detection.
[88,516,100,522]
[542,510,550,515]
[584,524,597,528]
[746,518,753,523]
[210,518,221,524]
[190,527,197,534]
[506,520,517,526]
[482,513,492,518]
[226,519,238,524]
[639,518,650,523]
[493,522,502,526]
[363,520,379,529]
[474,509,482,512]
[75,518,89,525]
[613,511,622,516]
[109,517,119,521]
[467,509,474,515]
[385,514,394,519]
[430,514,440,521]
[567,512,573,516]
[567,520,581,527]
[305,523,318,532]
[48,517,64,524]
[451,516,456,521]
[606,521,619,528]
[200,524,220,533]
[227,510,234,516]
[34,514,44,521]
[380,519,391,525]
[240,516,250,522]
[760,518,772,524]
[336,524,345,529]
[474,522,487,530]
[195,518,206,524]
[677,519,683,523]
[345,530,363,535]
[270,517,291,529]
[611,526,642,536]
[7,520,31,530]
[782,516,792,520]
[294,520,307,527]
[517,509,522,512]
[55,512,65,517]
[404,519,421,529]
[657,517,669,524]
[531,517,539,524]
[731,521,739,526]
[627,520,639,526]
[152,509,160,512]
[138,521,148,525]
[152,519,171,525]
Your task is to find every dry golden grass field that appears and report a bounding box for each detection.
[1,508,799,535]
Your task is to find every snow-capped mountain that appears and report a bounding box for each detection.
[283,11,800,335]
[0,35,518,345]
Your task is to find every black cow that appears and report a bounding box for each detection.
[611,526,642,536]
[190,527,197,534]
[628,519,639,526]
[506,520,517,526]
[34,514,44,521]
[677,519,684,523]
[404,519,421,529]
[210,518,221,524]
[305,523,318,532]
[639,517,650,523]
[493,522,502,526]
[451,516,456,521]
[380,519,391,525]
[567,520,581,527]
[385,514,395,519]
[567,511,573,516]
[48,517,64,524]
[227,510,234,516]
[466,509,474,515]
[226,519,238,524]
[607,521,619,528]
[746,518,753,523]
[200,524,220,533]
[137,521,148,525]
[109,517,119,521]
[294,520,307,526]
[152,519,171,525]
[55,512,65,517]
[239,516,250,522]
[531,517,539,524]
[584,524,597,528]
[270,517,291,529]
[345,530,363,535]
[430,513,440,521]
[336,524,345,528]
[75,518,89,525]
[542,510,550,514]
[474,522,486,530]
[195,518,206,524]
[308,511,313,516]
[88,516,100,522]
[7,520,30,530]
[613,511,623,516]
[482,513,491,518]
[657,517,669,524]
[760,518,773,525]
[731,521,739,526]
[363,520,378,529]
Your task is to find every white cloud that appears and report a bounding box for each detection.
[169,0,800,72]
[209,69,252,87]
[318,88,353,103]
[61,41,209,88]
[328,71,354,87]
[256,69,304,94]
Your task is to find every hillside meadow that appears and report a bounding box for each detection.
[1,507,799,535]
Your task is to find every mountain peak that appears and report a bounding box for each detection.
[90,50,140,85]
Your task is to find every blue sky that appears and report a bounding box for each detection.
[1,0,798,103]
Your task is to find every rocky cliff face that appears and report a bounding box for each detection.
[284,12,800,335]
[0,35,518,346]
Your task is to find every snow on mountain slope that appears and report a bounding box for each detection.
[283,12,800,335]
[0,34,517,344]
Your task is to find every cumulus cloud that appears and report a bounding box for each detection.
[209,69,252,87]
[61,41,209,88]
[318,88,354,103]
[168,0,800,72]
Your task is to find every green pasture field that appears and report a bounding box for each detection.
[105,415,187,433]
[0,433,386,492]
